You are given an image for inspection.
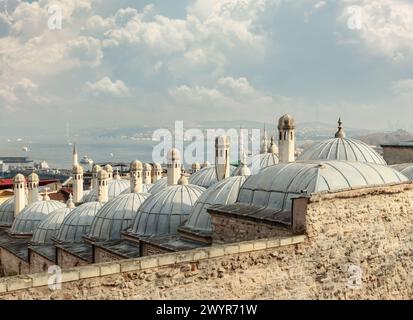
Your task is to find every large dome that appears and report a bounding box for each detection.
[238,161,408,213]
[183,176,248,234]
[0,198,15,227]
[131,184,205,237]
[31,206,74,245]
[120,183,152,195]
[189,166,236,188]
[149,177,167,195]
[83,177,130,202]
[9,200,66,236]
[245,153,279,174]
[55,202,103,243]
[88,192,150,241]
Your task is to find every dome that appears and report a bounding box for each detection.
[298,138,386,165]
[13,173,25,183]
[183,176,247,233]
[104,164,113,173]
[97,169,109,180]
[238,161,408,213]
[28,173,39,182]
[0,198,16,227]
[154,163,162,170]
[189,166,237,189]
[192,162,201,170]
[55,202,103,243]
[130,160,143,171]
[149,177,167,194]
[31,206,74,245]
[9,200,66,236]
[88,193,150,241]
[143,163,152,171]
[278,114,295,129]
[167,148,181,161]
[92,164,102,173]
[73,164,83,174]
[391,163,413,180]
[131,184,205,237]
[84,177,130,202]
[246,153,279,173]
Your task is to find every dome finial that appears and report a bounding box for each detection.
[43,187,50,201]
[67,194,75,208]
[335,117,346,138]
[178,173,189,186]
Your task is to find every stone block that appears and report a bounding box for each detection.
[120,260,141,273]
[238,242,254,253]
[140,256,159,269]
[158,253,177,266]
[0,280,7,293]
[7,276,33,292]
[29,273,50,288]
[175,252,195,264]
[224,244,240,255]
[253,240,267,251]
[208,246,225,258]
[267,238,281,248]
[79,266,101,279]
[100,263,121,276]
[193,249,209,261]
[61,269,80,283]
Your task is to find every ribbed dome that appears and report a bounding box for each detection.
[88,193,150,241]
[9,200,66,236]
[149,177,167,195]
[184,176,247,233]
[131,184,205,237]
[31,206,74,245]
[120,183,153,195]
[84,178,130,202]
[189,166,236,188]
[391,163,413,180]
[298,138,386,165]
[55,202,103,243]
[0,198,16,227]
[246,153,279,173]
[238,161,408,213]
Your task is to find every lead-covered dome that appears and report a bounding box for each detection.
[88,193,150,241]
[298,119,386,165]
[182,175,248,234]
[131,184,205,237]
[84,177,130,202]
[189,166,236,188]
[31,206,74,245]
[55,202,103,243]
[246,153,279,173]
[0,198,17,227]
[391,163,413,180]
[238,161,408,213]
[9,200,66,236]
[149,177,167,195]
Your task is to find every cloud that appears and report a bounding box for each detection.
[85,77,131,97]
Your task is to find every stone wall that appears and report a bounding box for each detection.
[56,248,89,269]
[94,246,123,264]
[0,249,28,277]
[28,250,54,274]
[211,214,292,244]
[1,183,413,300]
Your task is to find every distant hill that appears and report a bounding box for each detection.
[354,130,413,146]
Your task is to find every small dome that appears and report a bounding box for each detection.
[167,148,181,161]
[28,173,39,183]
[131,184,205,237]
[201,161,211,168]
[97,169,109,180]
[192,162,201,170]
[73,164,83,174]
[104,164,113,173]
[55,202,103,243]
[391,163,413,180]
[184,176,247,233]
[278,114,295,129]
[154,163,162,170]
[189,166,237,189]
[31,206,74,245]
[0,198,16,227]
[130,160,143,171]
[88,193,150,241]
[143,163,152,171]
[238,161,408,213]
[247,153,279,173]
[13,173,25,183]
[9,200,66,236]
[84,177,130,202]
[149,177,167,194]
[92,164,102,173]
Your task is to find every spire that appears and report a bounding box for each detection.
[335,117,346,139]
[261,124,269,154]
[66,194,75,209]
[239,126,244,164]
[43,188,50,201]
[73,143,78,166]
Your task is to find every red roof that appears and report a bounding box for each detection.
[0,179,59,190]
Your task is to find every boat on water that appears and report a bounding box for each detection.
[80,156,94,165]
[22,146,29,152]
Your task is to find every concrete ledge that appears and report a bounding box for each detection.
[6,276,33,291]
[100,263,121,276]
[79,265,100,279]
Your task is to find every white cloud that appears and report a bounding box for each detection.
[85,77,131,97]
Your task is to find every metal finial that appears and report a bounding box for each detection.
[335,117,346,138]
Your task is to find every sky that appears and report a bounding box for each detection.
[0,0,412,135]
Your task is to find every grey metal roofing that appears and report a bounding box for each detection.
[31,206,74,245]
[391,163,413,180]
[238,161,408,213]
[246,153,279,174]
[55,202,103,243]
[149,177,167,195]
[0,198,15,227]
[189,165,236,188]
[88,192,150,241]
[0,229,30,261]
[9,200,66,236]
[83,178,130,202]
[298,138,386,165]
[131,184,205,237]
[184,176,247,233]
[28,244,56,262]
[93,239,140,259]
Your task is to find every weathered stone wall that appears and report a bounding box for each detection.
[0,183,413,300]
[56,248,88,269]
[0,249,28,277]
[94,246,123,263]
[211,214,292,244]
[29,251,54,274]
[382,146,413,165]
[141,242,170,256]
